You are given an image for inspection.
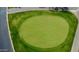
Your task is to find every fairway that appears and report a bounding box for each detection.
[19,15,69,48]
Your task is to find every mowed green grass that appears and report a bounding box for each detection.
[19,15,69,48]
[8,11,78,52]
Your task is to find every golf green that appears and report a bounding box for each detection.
[19,15,69,48]
[8,11,78,52]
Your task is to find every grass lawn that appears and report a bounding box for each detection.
[8,10,78,52]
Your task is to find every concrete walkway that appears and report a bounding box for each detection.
[8,7,49,14]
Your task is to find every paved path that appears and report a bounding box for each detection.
[8,7,49,14]
[71,10,79,52]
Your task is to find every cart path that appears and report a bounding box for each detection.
[8,7,49,14]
